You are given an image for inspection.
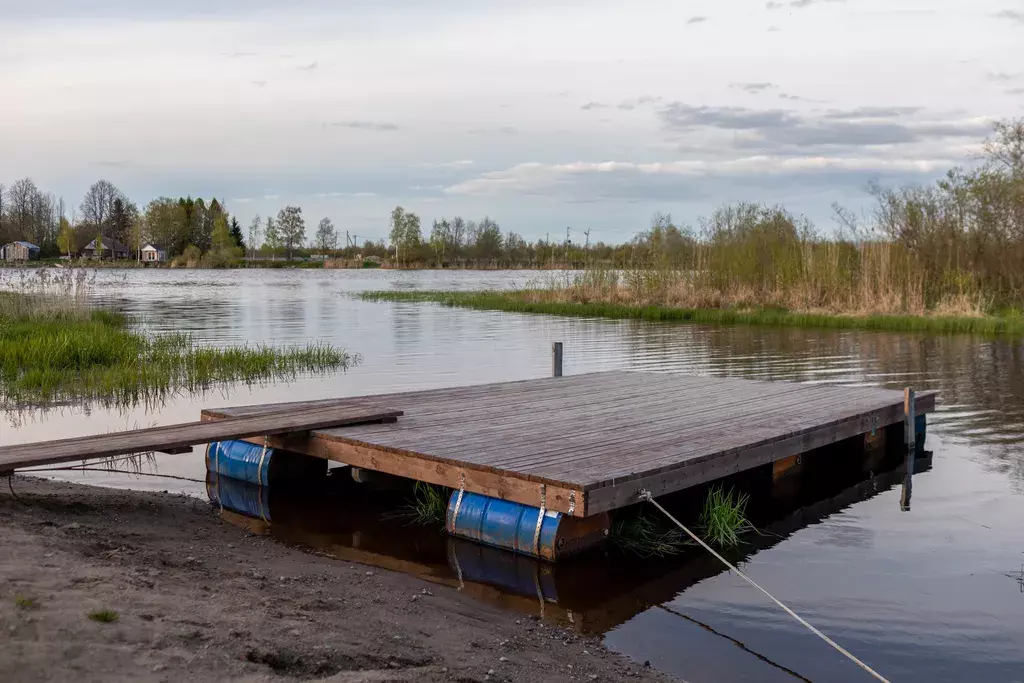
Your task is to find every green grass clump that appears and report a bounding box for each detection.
[699,487,754,549]
[359,290,1024,337]
[398,482,451,528]
[14,595,37,609]
[0,291,353,409]
[610,511,691,558]
[87,609,119,623]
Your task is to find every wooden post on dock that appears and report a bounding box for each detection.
[900,387,916,511]
[552,342,563,378]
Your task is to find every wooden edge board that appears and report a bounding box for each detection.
[0,404,403,474]
[583,401,914,515]
[220,428,588,518]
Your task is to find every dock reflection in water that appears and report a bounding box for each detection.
[208,439,929,637]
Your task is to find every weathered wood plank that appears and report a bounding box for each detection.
[0,404,402,473]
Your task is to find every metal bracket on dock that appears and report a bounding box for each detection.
[568,491,576,516]
[257,436,271,488]
[533,484,547,556]
[449,472,466,534]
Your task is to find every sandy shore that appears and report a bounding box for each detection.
[0,476,678,683]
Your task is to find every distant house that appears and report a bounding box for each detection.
[140,244,167,263]
[82,236,130,260]
[0,241,41,261]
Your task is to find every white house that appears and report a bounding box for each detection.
[140,244,167,263]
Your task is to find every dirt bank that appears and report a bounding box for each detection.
[0,476,679,683]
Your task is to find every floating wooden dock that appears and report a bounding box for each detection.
[202,371,935,518]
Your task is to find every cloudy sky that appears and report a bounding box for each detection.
[1,0,1021,242]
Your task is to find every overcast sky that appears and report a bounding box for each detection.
[1,0,1021,242]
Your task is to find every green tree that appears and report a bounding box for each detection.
[389,205,422,266]
[229,216,245,250]
[473,216,503,263]
[94,233,105,260]
[56,217,74,257]
[276,206,306,260]
[430,218,451,265]
[211,213,232,253]
[264,216,281,260]
[145,198,188,256]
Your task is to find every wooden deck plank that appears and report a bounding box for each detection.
[0,403,403,474]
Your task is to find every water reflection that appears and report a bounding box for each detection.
[208,438,924,637]
[5,268,1024,682]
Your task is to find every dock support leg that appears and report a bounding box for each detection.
[900,388,915,511]
[552,342,563,378]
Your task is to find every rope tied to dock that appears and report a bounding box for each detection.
[637,489,891,683]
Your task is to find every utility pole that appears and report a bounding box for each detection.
[583,228,591,267]
[565,226,571,268]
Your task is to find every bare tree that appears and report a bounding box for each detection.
[247,214,262,261]
[7,178,40,240]
[79,179,124,233]
[315,217,337,253]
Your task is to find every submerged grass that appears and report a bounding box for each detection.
[397,482,451,528]
[0,275,354,409]
[360,289,1024,337]
[611,487,756,557]
[610,511,692,558]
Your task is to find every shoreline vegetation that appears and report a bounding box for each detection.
[0,270,353,410]
[360,289,1024,336]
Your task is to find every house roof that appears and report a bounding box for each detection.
[141,244,166,251]
[13,241,40,250]
[84,236,129,252]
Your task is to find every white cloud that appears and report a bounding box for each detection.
[409,160,476,170]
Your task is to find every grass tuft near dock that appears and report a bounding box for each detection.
[360,289,1024,336]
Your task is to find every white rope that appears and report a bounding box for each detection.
[638,490,890,683]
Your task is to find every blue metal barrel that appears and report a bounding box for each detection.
[206,440,273,486]
[447,492,562,560]
[206,472,272,521]
[206,440,328,486]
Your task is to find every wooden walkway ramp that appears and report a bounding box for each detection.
[203,371,935,517]
[0,404,402,474]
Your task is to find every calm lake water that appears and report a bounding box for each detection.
[4,268,1024,683]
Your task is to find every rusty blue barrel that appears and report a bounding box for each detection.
[206,471,272,521]
[446,492,563,560]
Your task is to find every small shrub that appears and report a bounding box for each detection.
[88,609,119,623]
[14,595,37,609]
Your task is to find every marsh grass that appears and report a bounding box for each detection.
[0,270,353,410]
[699,487,755,549]
[396,482,451,528]
[360,290,1024,336]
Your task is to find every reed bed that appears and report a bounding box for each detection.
[0,270,353,409]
